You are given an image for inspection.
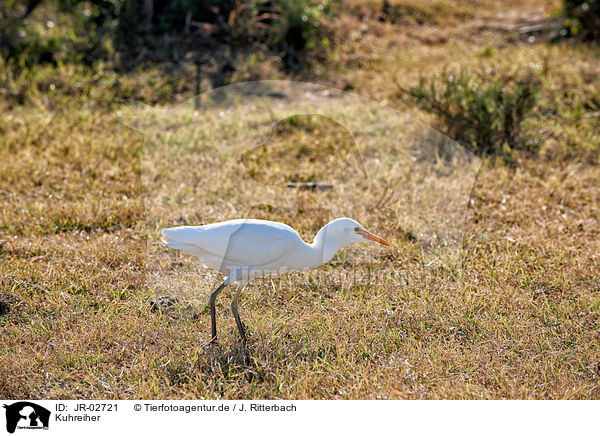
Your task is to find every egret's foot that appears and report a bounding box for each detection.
[238,323,249,344]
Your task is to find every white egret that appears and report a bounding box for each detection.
[161,217,390,343]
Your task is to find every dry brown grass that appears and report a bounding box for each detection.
[1,0,599,399]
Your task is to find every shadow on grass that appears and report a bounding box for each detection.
[199,339,265,384]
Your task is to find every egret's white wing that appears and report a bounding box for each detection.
[161,219,302,268]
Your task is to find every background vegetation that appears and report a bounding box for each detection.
[0,0,599,399]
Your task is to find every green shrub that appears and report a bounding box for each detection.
[1,0,333,73]
[560,0,600,40]
[116,0,333,70]
[267,0,333,68]
[0,0,122,66]
[406,70,540,156]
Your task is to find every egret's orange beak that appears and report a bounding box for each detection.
[358,229,390,246]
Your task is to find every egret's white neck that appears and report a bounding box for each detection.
[309,223,344,266]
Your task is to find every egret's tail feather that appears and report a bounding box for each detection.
[163,241,195,251]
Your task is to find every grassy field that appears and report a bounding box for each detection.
[1,0,599,399]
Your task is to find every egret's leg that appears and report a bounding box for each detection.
[231,284,247,342]
[209,281,227,343]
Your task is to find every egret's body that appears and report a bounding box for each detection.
[162,218,389,343]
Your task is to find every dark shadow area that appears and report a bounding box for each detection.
[0,0,335,89]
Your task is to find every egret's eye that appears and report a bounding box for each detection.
[354,227,360,232]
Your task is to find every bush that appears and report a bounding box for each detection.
[116,0,333,70]
[1,0,333,73]
[560,0,600,40]
[266,0,333,68]
[0,0,122,66]
[406,70,540,156]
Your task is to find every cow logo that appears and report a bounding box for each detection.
[3,402,50,433]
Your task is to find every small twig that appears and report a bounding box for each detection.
[286,182,333,191]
